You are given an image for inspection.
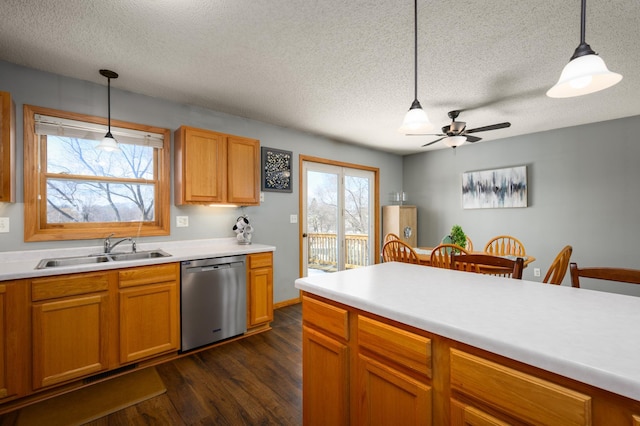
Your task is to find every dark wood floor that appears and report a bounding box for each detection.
[2,303,303,426]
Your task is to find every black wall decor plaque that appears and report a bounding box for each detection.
[261,147,293,193]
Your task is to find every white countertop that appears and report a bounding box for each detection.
[0,238,275,280]
[295,262,640,401]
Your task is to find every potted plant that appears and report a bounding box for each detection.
[450,225,467,252]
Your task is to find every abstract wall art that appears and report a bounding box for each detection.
[462,165,527,209]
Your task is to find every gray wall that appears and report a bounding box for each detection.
[404,115,640,295]
[0,60,404,303]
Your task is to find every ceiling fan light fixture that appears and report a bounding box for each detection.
[547,0,622,98]
[443,135,466,148]
[399,99,433,134]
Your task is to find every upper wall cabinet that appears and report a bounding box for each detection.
[174,126,260,206]
[0,91,15,203]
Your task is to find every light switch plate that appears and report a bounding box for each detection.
[176,216,189,227]
[290,214,298,224]
[0,217,9,233]
[0,217,9,232]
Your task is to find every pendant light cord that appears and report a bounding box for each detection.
[107,77,112,133]
[413,0,418,101]
[571,0,595,59]
[580,0,586,45]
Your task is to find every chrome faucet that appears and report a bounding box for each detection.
[103,233,137,253]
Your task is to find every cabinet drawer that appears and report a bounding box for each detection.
[302,295,349,341]
[248,252,272,269]
[358,315,431,378]
[450,349,591,426]
[119,263,179,288]
[32,272,110,301]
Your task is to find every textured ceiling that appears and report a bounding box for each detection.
[0,0,638,155]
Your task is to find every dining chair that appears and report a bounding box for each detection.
[542,245,573,285]
[484,235,526,256]
[382,240,420,265]
[465,236,474,252]
[569,262,640,288]
[383,233,400,243]
[430,244,469,269]
[451,253,524,279]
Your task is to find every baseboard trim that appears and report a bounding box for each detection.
[274,297,300,309]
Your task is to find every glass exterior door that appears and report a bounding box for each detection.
[302,161,374,276]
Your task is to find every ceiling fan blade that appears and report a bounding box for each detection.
[422,137,445,147]
[465,122,511,134]
[465,135,482,143]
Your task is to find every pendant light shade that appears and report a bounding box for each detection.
[398,0,432,134]
[443,136,466,148]
[547,0,622,98]
[96,69,121,152]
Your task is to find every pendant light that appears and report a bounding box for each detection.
[398,0,432,134]
[547,0,622,98]
[96,69,121,152]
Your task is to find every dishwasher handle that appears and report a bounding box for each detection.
[185,261,245,273]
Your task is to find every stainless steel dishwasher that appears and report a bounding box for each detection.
[180,255,247,352]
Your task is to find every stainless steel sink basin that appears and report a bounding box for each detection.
[110,250,171,261]
[36,250,171,269]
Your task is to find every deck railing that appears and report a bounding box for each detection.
[307,233,369,271]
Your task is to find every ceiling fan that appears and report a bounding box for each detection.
[421,110,511,148]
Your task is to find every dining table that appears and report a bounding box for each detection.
[415,247,536,270]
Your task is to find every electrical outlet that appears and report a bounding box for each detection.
[533,268,541,277]
[0,217,9,233]
[290,214,298,224]
[260,192,265,202]
[176,216,189,227]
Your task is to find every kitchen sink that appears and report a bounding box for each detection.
[36,250,172,269]
[110,250,171,261]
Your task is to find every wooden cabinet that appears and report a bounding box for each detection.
[302,292,640,425]
[356,316,432,425]
[174,125,260,206]
[30,271,115,389]
[450,349,591,426]
[0,91,15,203]
[382,205,417,247]
[247,252,273,328]
[302,295,433,425]
[302,295,350,425]
[0,281,28,402]
[118,263,180,364]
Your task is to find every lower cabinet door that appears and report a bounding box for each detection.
[357,354,432,426]
[302,325,349,426]
[32,293,110,389]
[451,399,511,426]
[248,266,273,327]
[119,282,179,364]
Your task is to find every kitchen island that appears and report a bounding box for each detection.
[295,262,640,425]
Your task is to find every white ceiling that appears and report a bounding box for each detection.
[1,0,638,155]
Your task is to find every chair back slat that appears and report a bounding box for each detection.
[382,240,420,264]
[570,263,640,288]
[452,254,524,279]
[543,245,572,285]
[484,235,526,257]
[430,244,469,269]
